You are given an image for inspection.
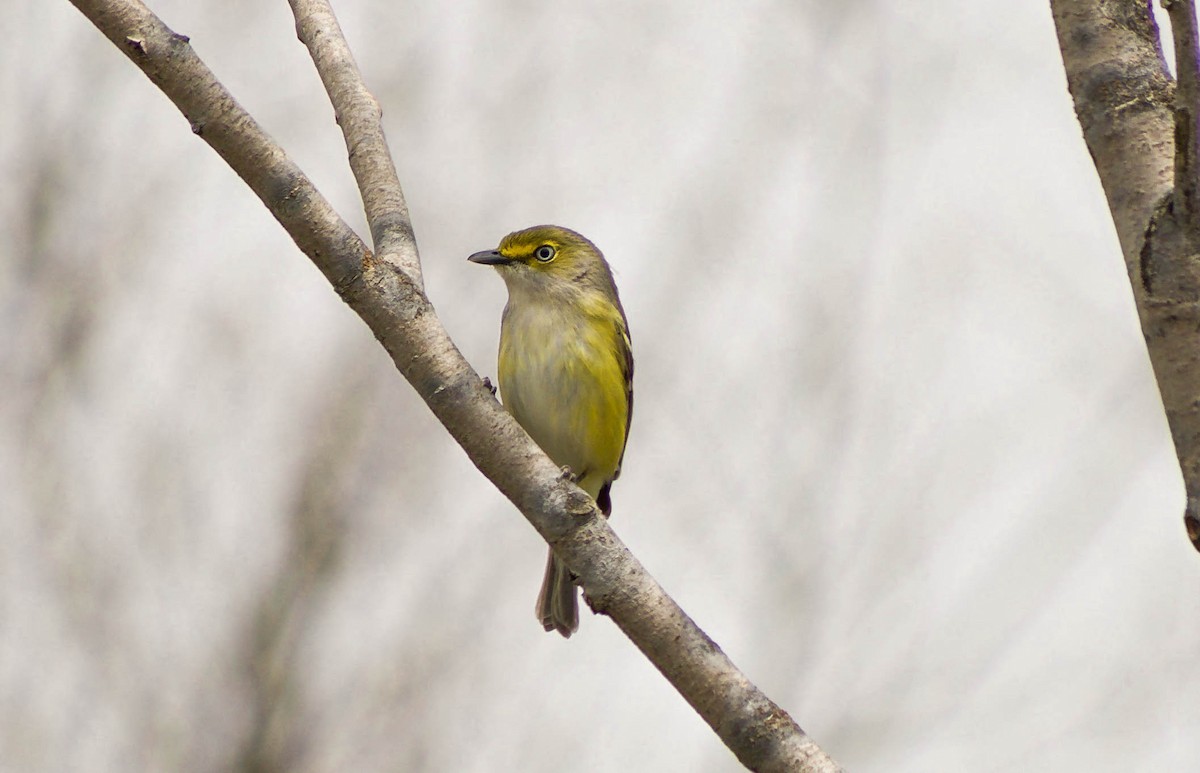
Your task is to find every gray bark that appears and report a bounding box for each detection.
[1052,0,1200,550]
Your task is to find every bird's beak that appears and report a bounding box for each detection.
[467,250,513,266]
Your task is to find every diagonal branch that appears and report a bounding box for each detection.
[1051,0,1200,551]
[68,0,844,769]
[288,0,421,289]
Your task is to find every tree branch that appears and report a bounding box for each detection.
[1051,0,1200,551]
[67,0,844,768]
[1168,0,1200,216]
[288,0,421,289]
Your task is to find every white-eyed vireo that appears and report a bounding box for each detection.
[469,225,633,637]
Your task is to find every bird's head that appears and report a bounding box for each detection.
[468,225,616,299]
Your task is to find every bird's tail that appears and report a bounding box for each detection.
[536,550,578,638]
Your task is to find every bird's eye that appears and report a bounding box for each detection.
[534,245,556,262]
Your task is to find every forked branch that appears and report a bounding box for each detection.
[67,0,844,768]
[288,0,421,287]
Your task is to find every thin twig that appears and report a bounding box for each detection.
[288,0,421,289]
[68,0,845,768]
[1167,0,1200,216]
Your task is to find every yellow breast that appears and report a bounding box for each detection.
[497,294,629,499]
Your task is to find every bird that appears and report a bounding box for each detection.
[469,225,633,637]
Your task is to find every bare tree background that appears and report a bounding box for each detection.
[2,2,1198,772]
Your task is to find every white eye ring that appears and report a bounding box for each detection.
[534,245,556,262]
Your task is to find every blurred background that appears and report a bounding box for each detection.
[3,2,1197,771]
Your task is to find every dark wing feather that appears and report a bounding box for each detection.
[597,315,633,517]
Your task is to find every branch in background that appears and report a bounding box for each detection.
[1051,0,1200,551]
[68,0,845,768]
[235,364,369,773]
